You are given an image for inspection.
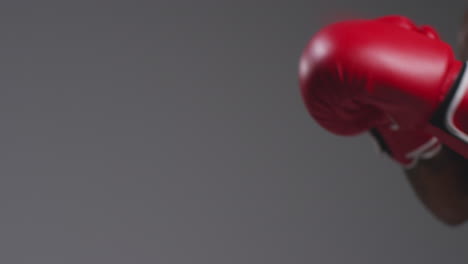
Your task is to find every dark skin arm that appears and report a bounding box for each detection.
[405,147,468,225]
[404,12,468,226]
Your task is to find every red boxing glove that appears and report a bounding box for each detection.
[298,15,467,164]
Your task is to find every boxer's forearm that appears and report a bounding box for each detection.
[457,10,468,60]
[405,146,468,226]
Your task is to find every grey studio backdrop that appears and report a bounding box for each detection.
[0,0,465,263]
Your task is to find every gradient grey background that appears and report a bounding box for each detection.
[0,1,466,263]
